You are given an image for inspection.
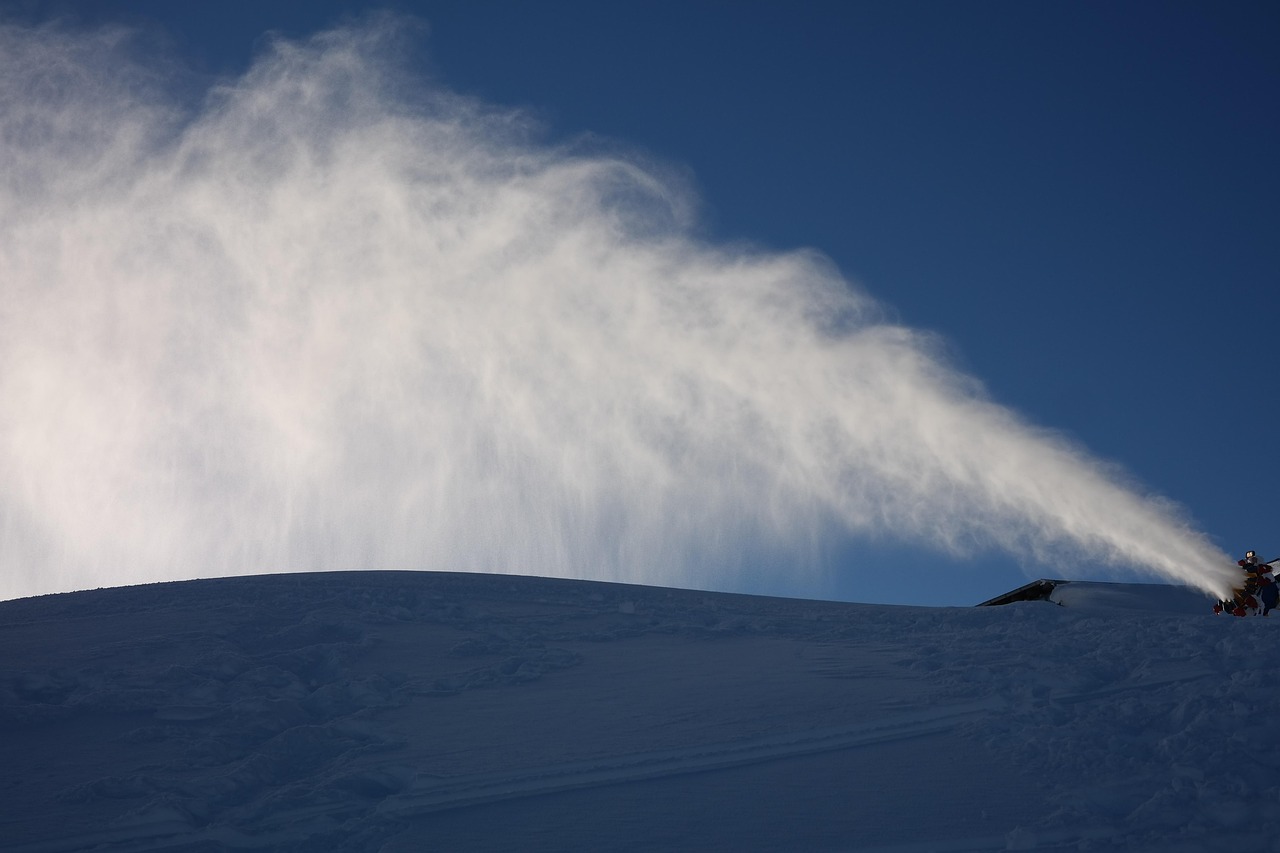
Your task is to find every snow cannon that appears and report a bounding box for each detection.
[1214,551,1279,617]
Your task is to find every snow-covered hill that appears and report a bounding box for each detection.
[0,571,1271,852]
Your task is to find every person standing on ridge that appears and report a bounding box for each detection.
[1247,551,1279,616]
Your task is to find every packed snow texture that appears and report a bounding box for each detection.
[0,17,1236,603]
[0,570,1270,852]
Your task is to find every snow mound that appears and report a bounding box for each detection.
[1048,581,1216,615]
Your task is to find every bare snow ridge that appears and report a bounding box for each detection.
[0,571,1273,852]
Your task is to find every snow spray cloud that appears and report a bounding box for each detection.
[0,18,1237,602]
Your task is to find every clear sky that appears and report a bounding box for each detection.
[3,1,1276,606]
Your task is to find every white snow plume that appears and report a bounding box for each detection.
[0,18,1237,602]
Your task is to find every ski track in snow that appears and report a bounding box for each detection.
[374,696,1003,818]
[0,571,1275,852]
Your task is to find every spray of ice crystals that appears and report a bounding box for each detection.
[0,18,1237,602]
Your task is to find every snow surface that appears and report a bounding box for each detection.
[0,570,1273,852]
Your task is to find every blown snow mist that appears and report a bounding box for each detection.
[0,19,1236,602]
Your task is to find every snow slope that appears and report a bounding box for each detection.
[0,571,1272,852]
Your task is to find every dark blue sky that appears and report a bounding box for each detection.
[10,1,1278,604]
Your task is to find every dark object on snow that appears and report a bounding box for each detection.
[976,580,1061,607]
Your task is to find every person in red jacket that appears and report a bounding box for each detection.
[1246,552,1280,616]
